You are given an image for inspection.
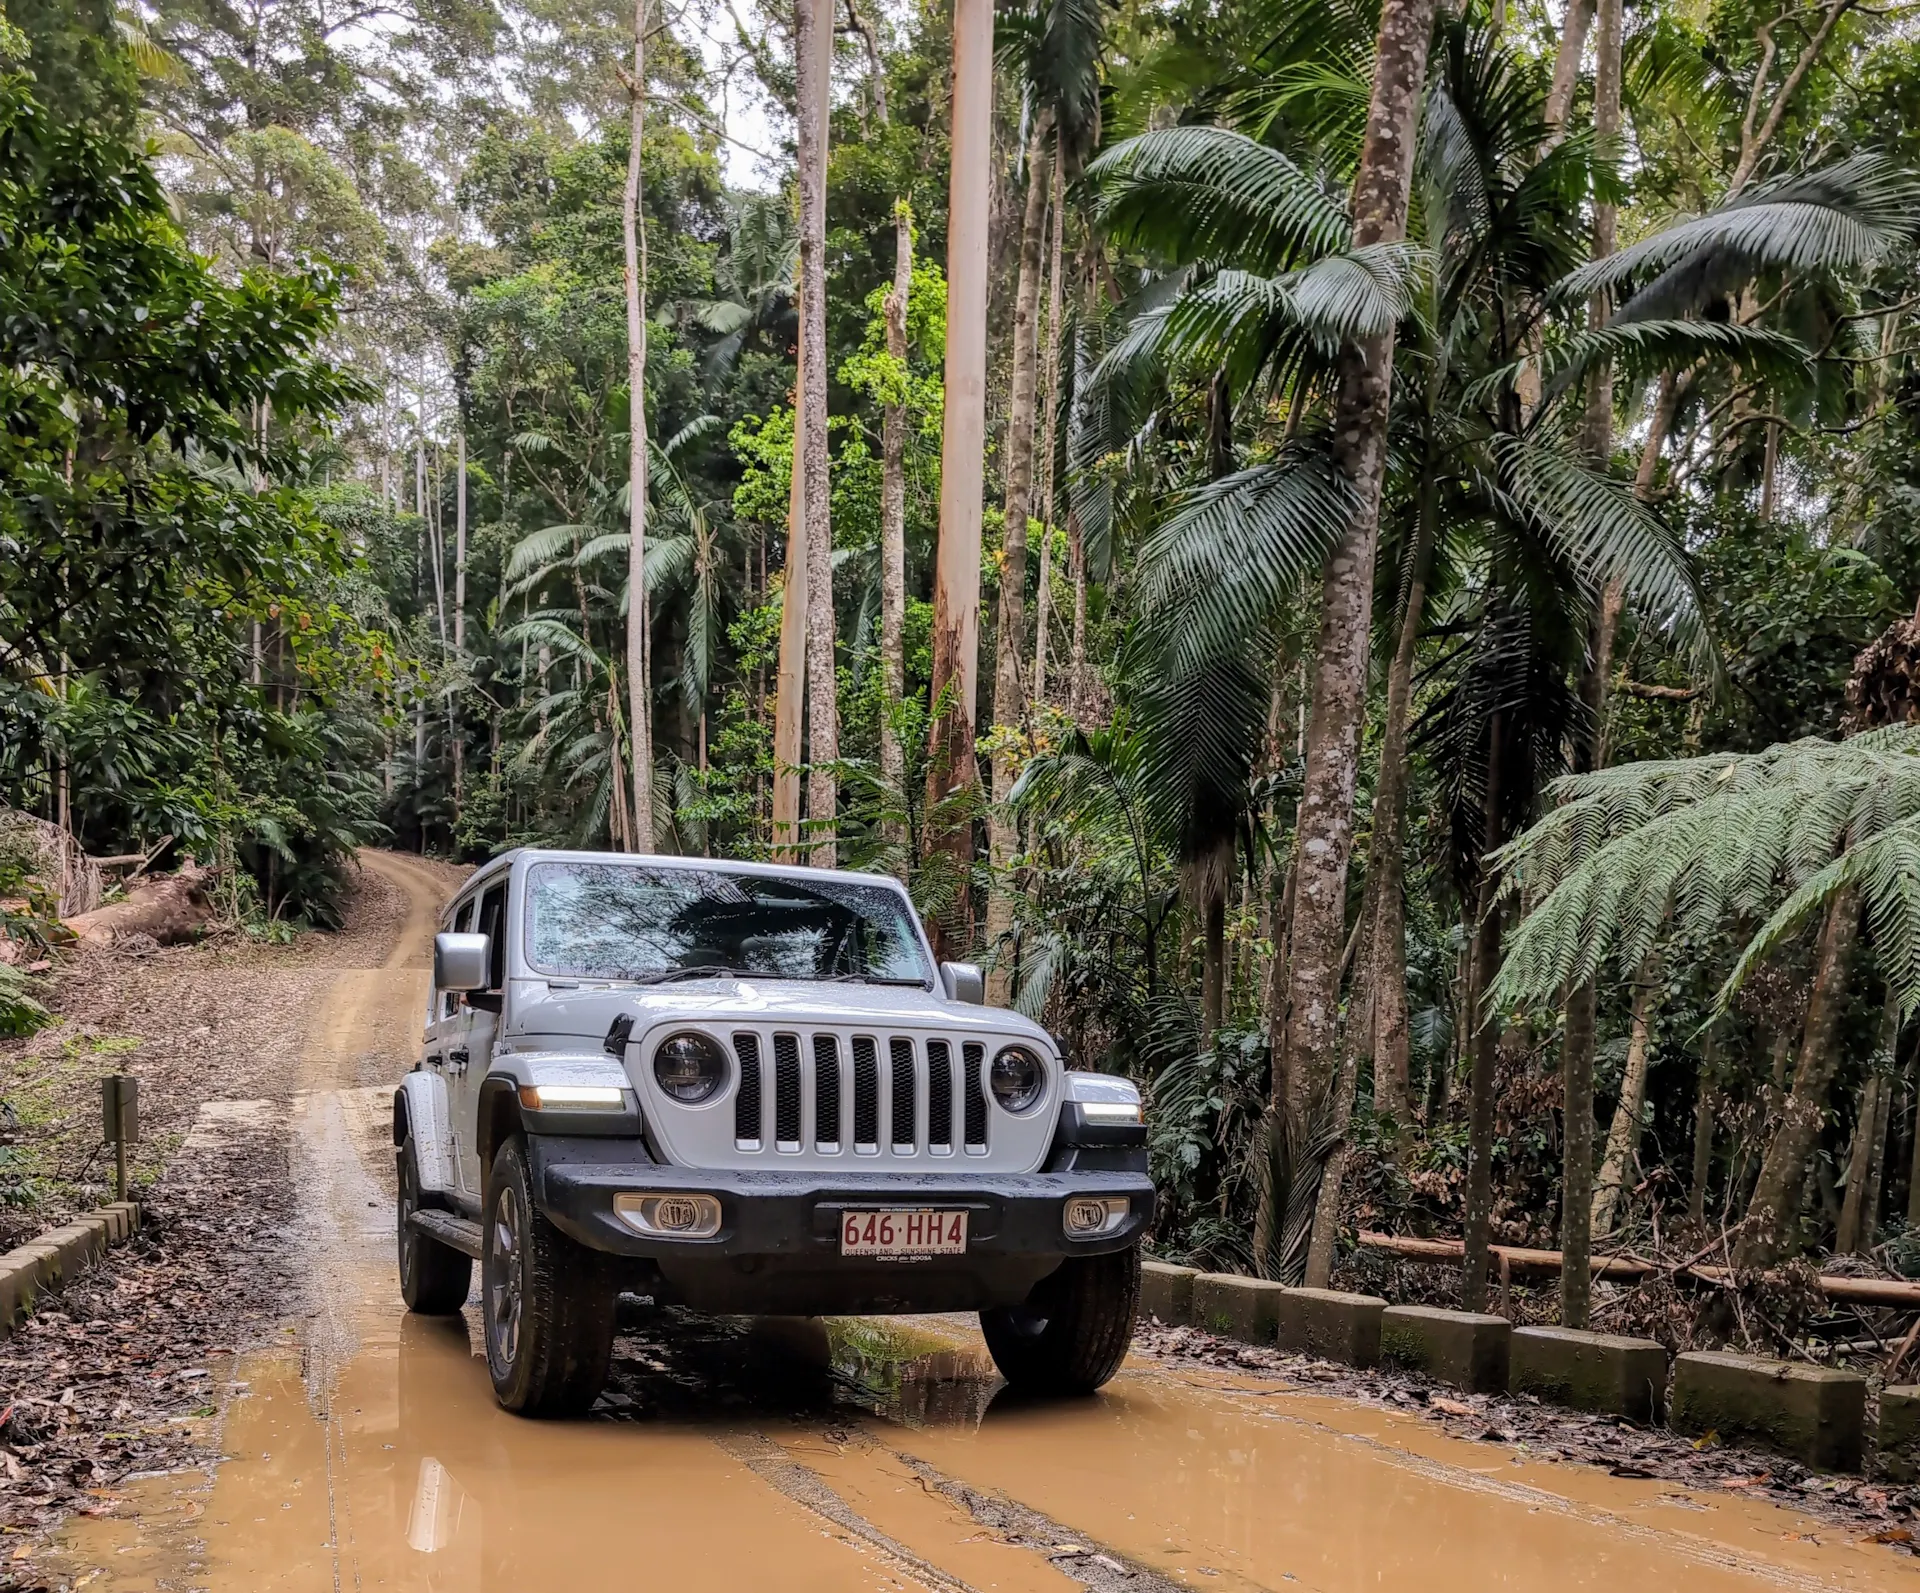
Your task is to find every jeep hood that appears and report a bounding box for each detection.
[502,977,1053,1051]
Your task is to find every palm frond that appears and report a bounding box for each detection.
[1552,153,1920,323]
[1134,449,1358,677]
[1087,125,1352,273]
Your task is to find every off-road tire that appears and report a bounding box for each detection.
[979,1244,1141,1395]
[397,1136,472,1315]
[482,1136,615,1417]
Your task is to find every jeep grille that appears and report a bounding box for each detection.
[731,1029,990,1158]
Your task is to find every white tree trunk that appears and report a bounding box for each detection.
[796,0,836,867]
[986,116,1052,1004]
[879,202,912,865]
[923,0,994,947]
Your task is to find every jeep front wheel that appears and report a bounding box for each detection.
[482,1136,615,1417]
[979,1244,1140,1395]
[397,1136,472,1315]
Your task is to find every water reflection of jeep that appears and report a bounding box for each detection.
[393,848,1153,1417]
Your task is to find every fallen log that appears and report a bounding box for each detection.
[0,809,101,917]
[62,863,212,948]
[1356,1231,1920,1307]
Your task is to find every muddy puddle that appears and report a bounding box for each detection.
[59,1301,1920,1593]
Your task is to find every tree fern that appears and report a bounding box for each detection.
[1490,728,1920,1012]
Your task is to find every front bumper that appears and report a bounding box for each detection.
[528,1134,1154,1262]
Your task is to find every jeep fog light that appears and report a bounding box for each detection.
[615,1192,723,1238]
[519,1084,627,1110]
[1063,1196,1130,1236]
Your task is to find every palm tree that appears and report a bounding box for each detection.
[680,194,798,382]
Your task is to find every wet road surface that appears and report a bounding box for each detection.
[54,852,1920,1592]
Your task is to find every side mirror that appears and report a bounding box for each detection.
[941,961,985,1005]
[434,931,491,993]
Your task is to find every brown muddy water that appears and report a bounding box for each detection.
[48,853,1920,1593]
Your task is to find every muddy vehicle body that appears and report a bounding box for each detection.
[393,848,1152,1416]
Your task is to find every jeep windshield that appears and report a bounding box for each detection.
[524,862,934,986]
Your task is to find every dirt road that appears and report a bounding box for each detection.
[50,854,1920,1592]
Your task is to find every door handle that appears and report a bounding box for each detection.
[447,1049,471,1075]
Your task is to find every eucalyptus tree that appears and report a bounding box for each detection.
[985,0,1110,999]
[924,0,997,945]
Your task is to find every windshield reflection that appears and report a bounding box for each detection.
[524,862,932,985]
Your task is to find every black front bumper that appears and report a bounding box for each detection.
[526,1135,1154,1314]
[530,1134,1153,1259]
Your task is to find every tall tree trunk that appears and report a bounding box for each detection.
[879,201,912,866]
[622,0,654,852]
[1863,1068,1893,1253]
[1907,1044,1920,1231]
[453,431,467,812]
[1689,1032,1718,1226]
[1738,891,1862,1269]
[1558,0,1622,1322]
[773,338,809,860]
[924,0,994,952]
[1032,146,1065,708]
[1591,957,1662,1236]
[1066,510,1088,720]
[1838,1073,1884,1255]
[1271,0,1441,1280]
[796,0,836,867]
[1460,715,1505,1311]
[1543,0,1596,142]
[1841,997,1899,1252]
[852,0,910,864]
[986,115,1053,1003]
[1363,457,1437,1141]
[1302,460,1437,1288]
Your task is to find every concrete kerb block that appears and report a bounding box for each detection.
[0,1248,53,1329]
[1509,1326,1669,1422]
[100,1201,143,1242]
[1274,1287,1385,1368]
[41,1221,107,1275]
[1876,1385,1920,1482]
[1672,1351,1866,1473]
[1192,1273,1287,1345]
[1381,1305,1511,1393]
[1140,1260,1199,1327]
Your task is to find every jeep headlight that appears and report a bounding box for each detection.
[989,1044,1047,1114]
[653,1031,729,1104]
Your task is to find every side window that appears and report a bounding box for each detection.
[443,899,476,1018]
[476,883,508,992]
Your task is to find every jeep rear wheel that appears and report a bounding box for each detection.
[979,1244,1140,1395]
[397,1136,471,1315]
[482,1136,615,1417]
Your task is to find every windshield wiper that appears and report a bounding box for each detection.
[818,973,932,986]
[632,966,747,985]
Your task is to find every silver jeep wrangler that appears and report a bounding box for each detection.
[393,848,1153,1416]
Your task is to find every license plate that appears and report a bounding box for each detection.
[839,1208,968,1258]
